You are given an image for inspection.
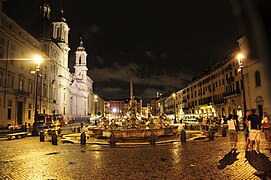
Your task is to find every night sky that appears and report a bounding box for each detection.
[3,0,239,103]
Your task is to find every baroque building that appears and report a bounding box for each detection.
[0,1,94,128]
[162,36,270,121]
[70,39,93,118]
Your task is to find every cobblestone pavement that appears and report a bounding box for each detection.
[1,131,271,180]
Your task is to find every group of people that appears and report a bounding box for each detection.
[228,108,271,151]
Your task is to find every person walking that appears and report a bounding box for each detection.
[248,108,261,151]
[261,112,271,150]
[244,110,251,150]
[227,114,238,150]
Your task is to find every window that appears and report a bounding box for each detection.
[255,71,261,86]
[8,99,12,120]
[43,86,47,97]
[19,78,24,91]
[8,99,12,107]
[9,44,16,64]
[0,46,4,59]
[8,108,12,120]
[0,36,5,59]
[28,110,31,119]
[7,74,14,89]
[0,69,4,86]
[28,81,33,94]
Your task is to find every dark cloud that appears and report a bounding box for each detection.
[90,62,192,101]
[3,0,239,104]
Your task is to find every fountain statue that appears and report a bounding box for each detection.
[126,96,140,128]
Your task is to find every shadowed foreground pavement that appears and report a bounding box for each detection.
[1,131,271,179]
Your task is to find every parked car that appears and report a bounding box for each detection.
[182,114,200,125]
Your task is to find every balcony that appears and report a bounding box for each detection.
[225,64,232,72]
[17,90,30,97]
[223,89,240,98]
[226,76,234,83]
[214,98,225,105]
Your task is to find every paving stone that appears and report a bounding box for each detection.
[0,131,270,179]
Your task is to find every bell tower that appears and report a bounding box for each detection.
[39,0,51,40]
[52,6,70,69]
[52,6,69,44]
[40,0,51,20]
[74,38,88,80]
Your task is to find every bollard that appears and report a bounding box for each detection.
[150,132,156,145]
[209,130,214,141]
[25,123,27,132]
[40,131,45,142]
[52,130,58,145]
[180,130,186,142]
[109,133,116,147]
[57,128,61,135]
[222,126,227,137]
[81,132,86,145]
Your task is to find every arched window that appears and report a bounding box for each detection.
[255,71,261,86]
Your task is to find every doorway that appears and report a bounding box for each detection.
[258,105,263,118]
[17,101,23,125]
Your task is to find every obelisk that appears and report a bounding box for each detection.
[130,77,133,98]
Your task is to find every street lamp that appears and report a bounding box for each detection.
[172,92,177,123]
[107,103,110,120]
[32,56,42,136]
[93,94,98,125]
[94,94,98,117]
[236,52,247,117]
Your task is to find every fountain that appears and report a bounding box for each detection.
[61,78,179,144]
[90,78,178,143]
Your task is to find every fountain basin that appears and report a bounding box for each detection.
[101,126,178,139]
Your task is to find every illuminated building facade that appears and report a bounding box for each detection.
[0,1,94,128]
[162,36,270,121]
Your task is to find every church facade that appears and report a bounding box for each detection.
[0,0,94,128]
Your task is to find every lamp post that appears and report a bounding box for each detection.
[32,56,42,136]
[237,53,247,117]
[94,94,98,118]
[107,103,110,121]
[172,92,177,123]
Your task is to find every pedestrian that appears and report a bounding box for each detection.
[261,112,271,150]
[227,114,238,150]
[243,110,251,150]
[248,108,261,151]
[80,122,84,129]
